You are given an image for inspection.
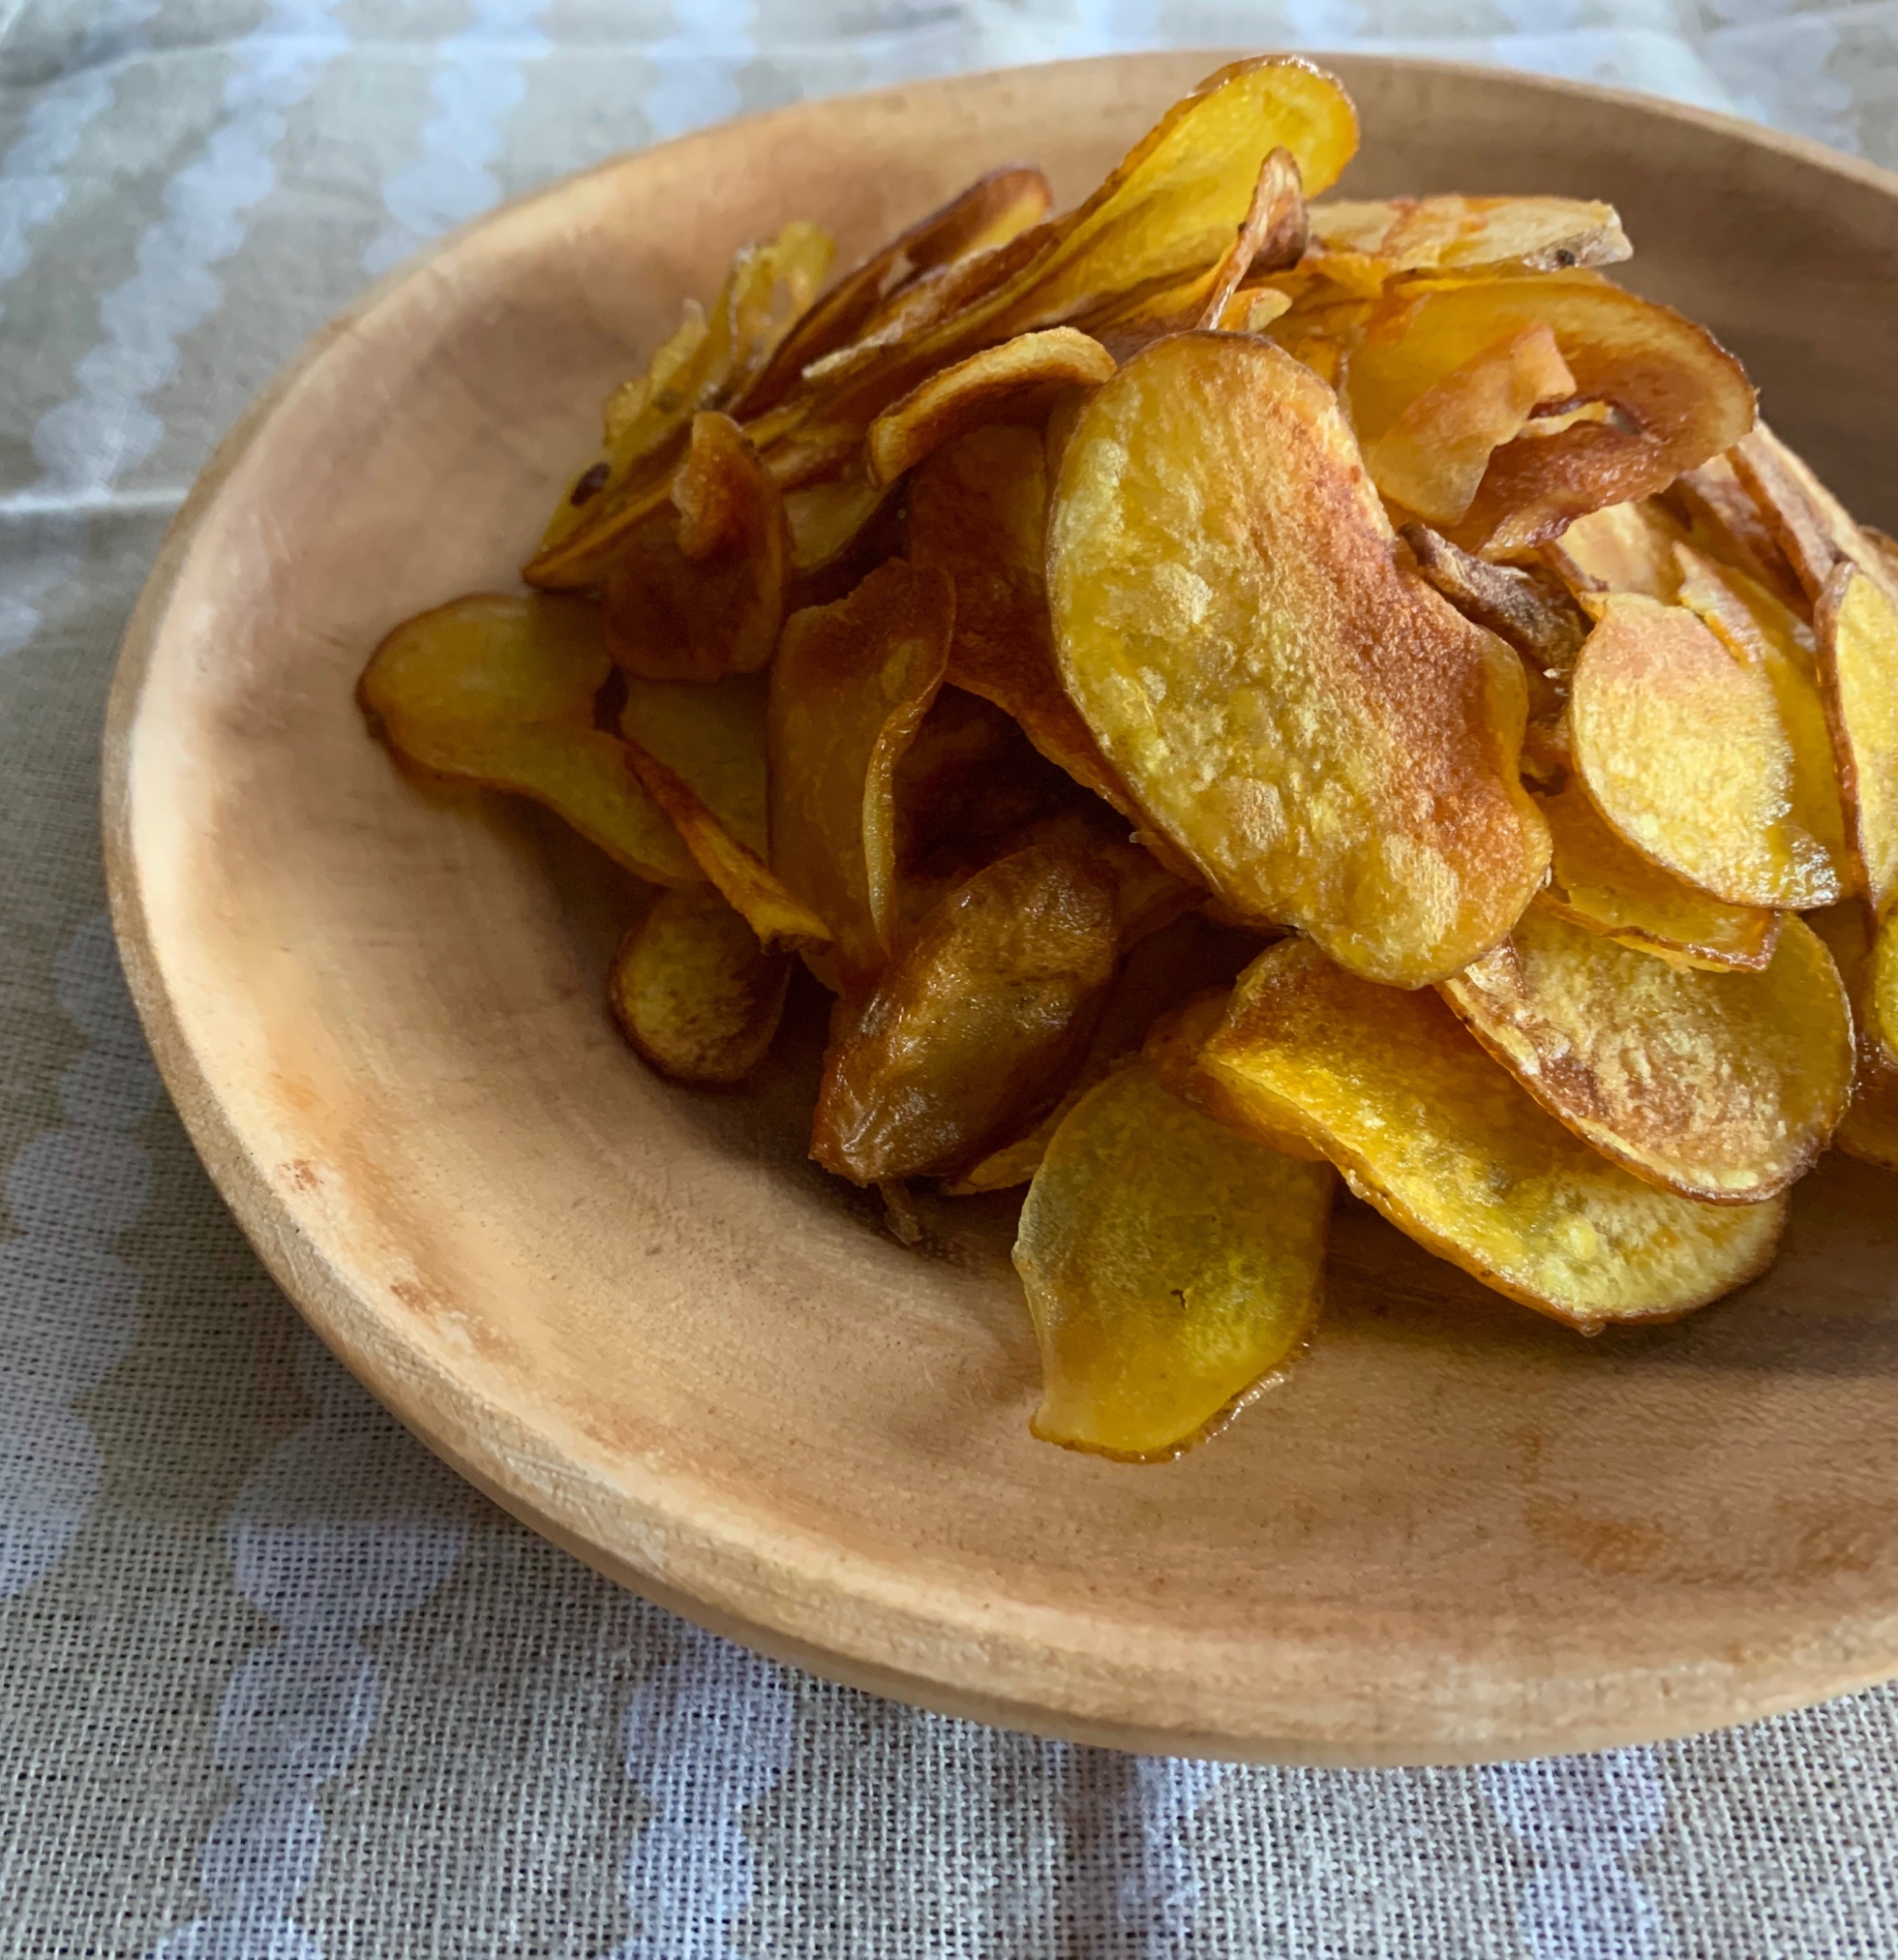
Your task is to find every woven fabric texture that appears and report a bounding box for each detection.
[4,2,1898,1954]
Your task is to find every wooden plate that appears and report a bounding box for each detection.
[104,53,1898,1766]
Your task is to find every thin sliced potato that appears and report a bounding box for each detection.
[1201,938,1787,1329]
[1144,986,1323,1160]
[603,412,788,680]
[608,887,792,1084]
[530,222,831,587]
[1570,594,1842,908]
[1441,906,1851,1202]
[1675,544,1851,888]
[866,328,1115,487]
[1344,277,1755,557]
[1666,454,1806,612]
[1554,499,1688,602]
[770,561,953,990]
[1401,522,1588,677]
[907,423,1132,812]
[810,845,1119,1182]
[1876,909,1898,1070]
[620,672,769,854]
[624,742,832,952]
[1539,779,1779,972]
[1014,1060,1333,1460]
[784,472,896,576]
[358,593,699,887]
[1729,425,1898,610]
[948,912,1262,1193]
[1808,902,1898,1171]
[1366,323,1576,525]
[736,166,1054,416]
[772,58,1359,467]
[1818,563,1898,916]
[1307,194,1630,273]
[1048,330,1548,988]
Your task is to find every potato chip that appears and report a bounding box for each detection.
[1538,778,1778,971]
[1201,939,1787,1328]
[1729,425,1898,610]
[1570,594,1843,909]
[608,887,792,1084]
[736,166,1054,416]
[809,844,1119,1182]
[1086,145,1307,359]
[1013,1059,1333,1460]
[1048,330,1548,987]
[1673,544,1852,890]
[907,423,1132,813]
[1401,522,1588,678]
[1551,499,1687,602]
[1665,454,1805,612]
[1366,323,1577,525]
[769,561,953,989]
[1307,194,1630,274]
[946,913,1262,1194]
[601,412,788,681]
[1818,563,1898,916]
[1807,902,1898,1170]
[620,672,769,852]
[623,742,832,953]
[1143,985,1322,1161]
[1441,906,1851,1201]
[766,58,1359,475]
[1343,277,1754,557]
[783,473,895,575]
[1875,908,1898,1070]
[865,327,1115,487]
[530,222,832,587]
[359,593,700,886]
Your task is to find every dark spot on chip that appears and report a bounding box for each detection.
[1554,248,1578,267]
[571,461,610,506]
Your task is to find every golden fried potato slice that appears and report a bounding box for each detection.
[1818,563,1898,917]
[783,473,896,576]
[947,913,1262,1194]
[623,743,831,953]
[1728,425,1898,611]
[1344,277,1754,557]
[1366,323,1576,525]
[530,221,832,587]
[1201,939,1787,1328]
[1571,594,1843,908]
[1014,1059,1332,1461]
[620,672,767,848]
[1085,145,1307,359]
[1539,779,1778,971]
[865,327,1114,487]
[602,412,788,680]
[1876,909,1898,1070]
[1552,499,1688,601]
[772,58,1358,467]
[907,423,1132,813]
[737,167,1054,416]
[1665,454,1806,612]
[769,561,953,990]
[608,887,793,1084]
[359,593,699,887]
[1807,902,1898,1170]
[810,844,1119,1182]
[1441,906,1850,1202]
[1675,544,1852,887]
[1308,194,1630,273]
[1048,330,1548,987]
[1401,523,1589,677]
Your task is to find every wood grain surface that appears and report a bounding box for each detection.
[103,52,1898,1765]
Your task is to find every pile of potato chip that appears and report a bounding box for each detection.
[361,58,1898,1462]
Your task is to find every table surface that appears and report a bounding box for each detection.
[6,2,1898,1954]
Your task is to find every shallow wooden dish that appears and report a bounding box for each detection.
[105,53,1898,1765]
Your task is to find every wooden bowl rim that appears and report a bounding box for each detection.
[101,51,1898,1765]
